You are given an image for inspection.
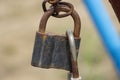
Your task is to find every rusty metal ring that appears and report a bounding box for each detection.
[42,1,74,18]
[52,2,74,18]
[39,7,81,37]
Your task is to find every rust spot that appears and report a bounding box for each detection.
[42,35,47,41]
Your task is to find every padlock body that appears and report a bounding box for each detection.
[31,32,80,71]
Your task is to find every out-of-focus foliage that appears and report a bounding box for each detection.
[0,0,119,80]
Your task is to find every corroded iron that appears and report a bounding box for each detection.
[67,30,80,78]
[31,4,81,71]
[32,32,80,71]
[39,6,81,37]
[109,0,120,22]
[42,1,74,18]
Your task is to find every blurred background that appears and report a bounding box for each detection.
[0,0,120,80]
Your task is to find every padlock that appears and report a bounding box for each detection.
[31,8,81,71]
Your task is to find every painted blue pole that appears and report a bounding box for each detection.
[83,0,120,76]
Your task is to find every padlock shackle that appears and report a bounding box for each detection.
[39,8,81,37]
[39,9,54,33]
[71,10,81,37]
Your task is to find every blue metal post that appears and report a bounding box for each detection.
[83,0,120,76]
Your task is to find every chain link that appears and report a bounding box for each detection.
[42,0,74,18]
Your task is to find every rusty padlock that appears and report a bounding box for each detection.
[31,7,81,71]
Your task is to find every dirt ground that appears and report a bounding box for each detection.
[0,0,120,80]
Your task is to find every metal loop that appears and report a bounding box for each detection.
[52,2,74,18]
[66,30,80,78]
[40,3,81,37]
[42,1,74,18]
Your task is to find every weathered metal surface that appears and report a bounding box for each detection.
[42,0,74,18]
[109,0,120,22]
[39,7,81,37]
[67,30,80,78]
[31,2,81,72]
[31,32,80,71]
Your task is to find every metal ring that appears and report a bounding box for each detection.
[42,1,74,18]
[52,2,74,18]
[39,8,81,37]
[66,30,77,61]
